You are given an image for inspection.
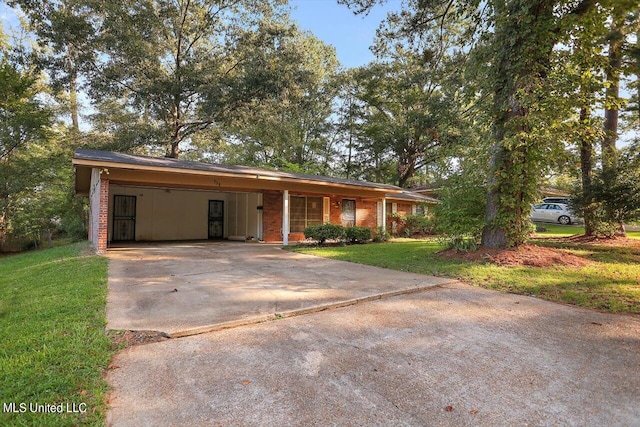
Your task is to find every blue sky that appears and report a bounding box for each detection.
[288,0,400,69]
[1,0,398,69]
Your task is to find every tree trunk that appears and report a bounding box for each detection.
[603,15,624,235]
[481,0,556,248]
[602,19,623,171]
[67,43,79,132]
[579,106,595,236]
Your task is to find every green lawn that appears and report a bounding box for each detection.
[533,222,640,239]
[0,243,113,426]
[290,238,640,314]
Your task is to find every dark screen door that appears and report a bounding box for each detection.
[208,200,224,239]
[113,195,136,241]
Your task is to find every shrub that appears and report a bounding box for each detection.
[432,173,486,250]
[403,214,436,236]
[344,226,371,244]
[439,235,478,252]
[304,223,345,244]
[372,226,390,242]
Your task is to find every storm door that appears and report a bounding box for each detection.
[208,200,224,239]
[112,195,136,241]
[342,199,356,227]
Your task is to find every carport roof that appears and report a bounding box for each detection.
[73,149,435,202]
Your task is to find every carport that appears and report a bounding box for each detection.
[73,149,437,253]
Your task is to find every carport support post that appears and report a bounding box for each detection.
[283,190,290,246]
[381,197,387,234]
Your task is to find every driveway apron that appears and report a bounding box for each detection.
[106,242,454,335]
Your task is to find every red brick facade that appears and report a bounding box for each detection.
[262,190,283,242]
[97,178,109,253]
[261,190,380,243]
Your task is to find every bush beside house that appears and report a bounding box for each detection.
[304,223,372,244]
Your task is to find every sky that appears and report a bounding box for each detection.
[288,0,401,69]
[1,0,398,69]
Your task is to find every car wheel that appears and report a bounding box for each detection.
[558,215,571,225]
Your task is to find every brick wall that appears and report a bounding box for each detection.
[261,190,414,243]
[262,190,283,242]
[97,178,109,252]
[89,168,109,253]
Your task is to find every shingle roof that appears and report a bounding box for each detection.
[385,191,439,204]
[74,149,433,202]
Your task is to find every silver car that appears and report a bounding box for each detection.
[531,203,581,225]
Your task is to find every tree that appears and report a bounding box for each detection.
[348,48,466,187]
[0,46,52,249]
[341,0,597,247]
[217,26,341,174]
[88,0,295,158]
[8,0,98,132]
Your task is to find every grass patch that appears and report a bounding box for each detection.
[0,243,113,426]
[289,238,640,315]
[533,223,584,237]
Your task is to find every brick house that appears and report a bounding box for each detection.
[73,149,437,253]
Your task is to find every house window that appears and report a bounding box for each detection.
[342,199,356,227]
[415,204,426,215]
[290,196,323,232]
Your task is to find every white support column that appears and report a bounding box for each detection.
[283,190,290,246]
[381,197,387,233]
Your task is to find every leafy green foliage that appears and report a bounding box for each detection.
[372,226,390,242]
[344,226,371,244]
[304,223,345,244]
[344,44,470,187]
[432,173,486,248]
[403,214,436,236]
[0,50,53,250]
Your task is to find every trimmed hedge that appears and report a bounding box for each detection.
[344,226,371,244]
[304,224,372,244]
[304,223,344,243]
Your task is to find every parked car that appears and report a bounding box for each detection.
[531,203,581,225]
[542,197,570,204]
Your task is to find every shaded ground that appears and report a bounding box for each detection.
[107,282,640,426]
[438,243,592,267]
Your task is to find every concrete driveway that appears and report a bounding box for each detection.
[107,281,640,426]
[106,242,454,335]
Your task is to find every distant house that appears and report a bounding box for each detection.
[412,183,569,200]
[73,149,438,252]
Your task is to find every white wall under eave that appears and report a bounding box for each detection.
[108,185,261,242]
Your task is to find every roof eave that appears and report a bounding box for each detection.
[72,158,400,194]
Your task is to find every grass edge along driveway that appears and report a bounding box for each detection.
[0,243,114,426]
[289,237,640,315]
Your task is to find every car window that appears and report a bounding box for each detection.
[549,204,561,210]
[534,204,545,209]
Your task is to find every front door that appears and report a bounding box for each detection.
[342,199,356,227]
[208,200,224,239]
[113,195,136,241]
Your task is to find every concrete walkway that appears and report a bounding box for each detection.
[107,281,640,426]
[106,242,455,335]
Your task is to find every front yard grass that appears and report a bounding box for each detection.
[533,223,640,239]
[0,243,113,426]
[290,239,640,315]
